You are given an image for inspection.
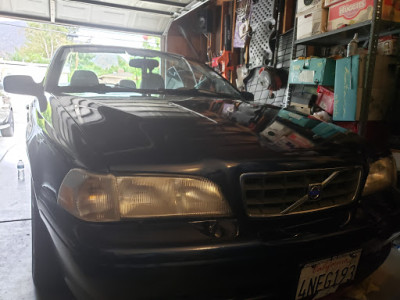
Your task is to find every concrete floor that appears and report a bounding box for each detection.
[1,96,400,300]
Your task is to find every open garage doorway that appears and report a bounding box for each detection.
[0,17,160,300]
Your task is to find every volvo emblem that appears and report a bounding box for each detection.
[308,184,322,200]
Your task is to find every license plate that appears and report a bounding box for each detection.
[295,250,361,300]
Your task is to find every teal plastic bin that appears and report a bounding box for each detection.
[333,55,360,121]
[288,58,336,86]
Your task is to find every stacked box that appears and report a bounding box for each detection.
[394,0,400,22]
[328,0,374,31]
[378,36,399,55]
[316,86,335,114]
[324,0,346,7]
[297,0,323,14]
[296,0,328,40]
[382,0,394,20]
[381,0,400,22]
[297,9,329,39]
[328,0,393,31]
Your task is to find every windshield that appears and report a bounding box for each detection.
[53,46,242,100]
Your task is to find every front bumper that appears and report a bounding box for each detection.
[39,188,400,300]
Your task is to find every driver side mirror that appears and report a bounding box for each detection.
[4,75,43,95]
[4,75,47,111]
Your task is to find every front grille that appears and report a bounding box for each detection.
[241,167,363,217]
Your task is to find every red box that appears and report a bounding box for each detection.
[382,0,394,21]
[333,121,359,133]
[378,35,398,55]
[328,0,374,31]
[324,0,346,8]
[316,86,334,114]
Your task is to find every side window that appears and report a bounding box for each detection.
[166,66,183,89]
[165,67,196,89]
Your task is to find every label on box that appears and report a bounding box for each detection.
[261,121,292,141]
[299,70,315,83]
[337,0,369,19]
[297,0,322,14]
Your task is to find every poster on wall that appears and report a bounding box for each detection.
[233,0,252,48]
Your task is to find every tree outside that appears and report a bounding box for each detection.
[11,22,75,64]
[4,20,161,87]
[8,22,161,65]
[142,35,160,51]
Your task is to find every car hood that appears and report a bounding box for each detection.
[52,95,366,172]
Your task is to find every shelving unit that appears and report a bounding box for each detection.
[295,21,400,47]
[288,0,400,136]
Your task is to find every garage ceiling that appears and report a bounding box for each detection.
[0,0,207,36]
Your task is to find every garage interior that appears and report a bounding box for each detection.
[1,0,400,299]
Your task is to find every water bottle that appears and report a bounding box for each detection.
[347,33,359,57]
[17,160,25,181]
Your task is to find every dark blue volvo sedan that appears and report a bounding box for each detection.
[4,44,400,300]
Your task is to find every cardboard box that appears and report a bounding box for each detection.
[260,121,292,142]
[328,0,394,30]
[316,86,334,114]
[333,121,359,133]
[395,0,400,22]
[289,57,336,86]
[358,55,398,89]
[324,0,346,7]
[355,88,397,120]
[378,36,399,55]
[297,0,323,14]
[297,8,328,39]
[382,0,394,21]
[328,0,374,31]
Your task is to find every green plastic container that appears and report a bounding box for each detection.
[288,58,336,86]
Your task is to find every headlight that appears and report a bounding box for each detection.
[362,156,397,196]
[58,169,231,222]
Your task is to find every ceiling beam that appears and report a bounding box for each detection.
[0,11,164,36]
[140,0,187,8]
[55,18,164,36]
[50,0,56,23]
[65,0,174,16]
[0,11,50,23]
